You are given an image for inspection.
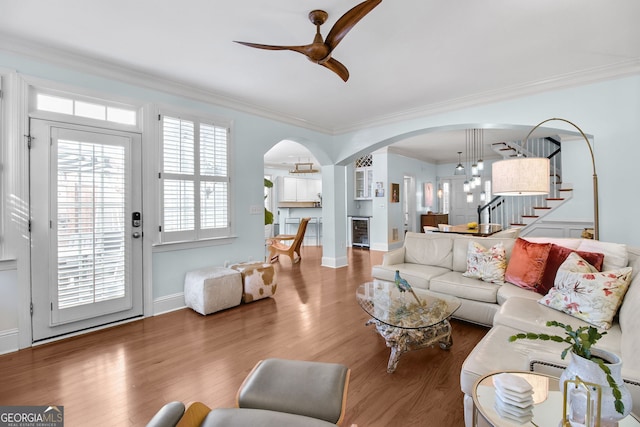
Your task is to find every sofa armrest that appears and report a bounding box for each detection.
[382,247,405,266]
[146,401,185,427]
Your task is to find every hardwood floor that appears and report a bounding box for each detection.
[0,247,489,426]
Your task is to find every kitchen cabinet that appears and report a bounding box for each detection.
[278,176,321,203]
[354,167,373,200]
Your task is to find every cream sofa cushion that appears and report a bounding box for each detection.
[619,247,640,376]
[523,237,582,250]
[493,297,622,354]
[430,271,500,303]
[371,263,450,290]
[496,282,541,305]
[577,239,629,271]
[403,233,454,269]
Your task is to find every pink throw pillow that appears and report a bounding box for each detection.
[504,238,552,291]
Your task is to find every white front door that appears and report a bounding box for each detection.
[30,119,143,342]
[445,176,479,225]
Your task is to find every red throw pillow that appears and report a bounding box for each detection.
[504,238,552,291]
[538,244,605,294]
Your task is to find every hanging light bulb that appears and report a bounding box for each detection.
[454,151,465,175]
[466,193,474,203]
[477,129,484,171]
[480,191,486,202]
[471,163,478,175]
[474,175,482,186]
[463,180,470,192]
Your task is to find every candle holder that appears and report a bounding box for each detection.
[562,376,602,427]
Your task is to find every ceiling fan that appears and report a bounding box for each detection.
[234,0,382,82]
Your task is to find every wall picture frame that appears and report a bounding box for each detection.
[424,182,433,207]
[390,183,400,203]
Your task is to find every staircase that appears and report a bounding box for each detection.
[478,136,572,235]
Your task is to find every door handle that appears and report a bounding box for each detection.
[132,232,141,239]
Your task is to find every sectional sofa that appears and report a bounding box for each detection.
[371,232,639,426]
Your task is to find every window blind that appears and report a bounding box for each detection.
[161,114,230,241]
[57,140,126,309]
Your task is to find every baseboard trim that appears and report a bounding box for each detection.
[0,328,19,355]
[321,256,348,268]
[153,292,186,316]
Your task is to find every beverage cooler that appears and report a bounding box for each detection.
[350,216,370,248]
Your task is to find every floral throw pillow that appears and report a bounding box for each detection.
[462,241,507,284]
[538,252,632,329]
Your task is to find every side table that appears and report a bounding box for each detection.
[472,371,639,427]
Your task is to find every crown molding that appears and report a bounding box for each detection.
[331,59,640,135]
[2,32,638,137]
[0,33,330,134]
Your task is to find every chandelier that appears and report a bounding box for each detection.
[463,129,485,203]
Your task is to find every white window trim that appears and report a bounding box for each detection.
[158,109,233,244]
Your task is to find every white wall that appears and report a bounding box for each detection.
[0,265,18,354]
[369,150,436,251]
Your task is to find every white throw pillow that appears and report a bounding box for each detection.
[462,240,507,284]
[538,252,632,329]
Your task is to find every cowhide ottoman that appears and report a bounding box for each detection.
[184,267,242,315]
[229,262,277,303]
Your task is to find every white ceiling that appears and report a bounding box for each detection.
[2,0,639,167]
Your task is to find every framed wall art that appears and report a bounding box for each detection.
[390,183,400,203]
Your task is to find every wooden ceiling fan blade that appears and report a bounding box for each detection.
[234,41,313,56]
[321,58,350,82]
[325,0,382,50]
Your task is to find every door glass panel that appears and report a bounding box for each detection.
[57,139,126,309]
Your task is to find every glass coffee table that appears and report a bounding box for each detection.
[356,279,461,373]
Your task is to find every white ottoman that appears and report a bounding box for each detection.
[184,267,242,315]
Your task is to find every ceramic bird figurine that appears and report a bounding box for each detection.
[394,270,422,305]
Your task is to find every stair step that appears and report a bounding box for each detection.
[558,188,573,192]
[546,198,565,201]
[533,207,551,210]
[521,215,538,225]
[545,198,565,209]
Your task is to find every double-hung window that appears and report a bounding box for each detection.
[160,113,231,242]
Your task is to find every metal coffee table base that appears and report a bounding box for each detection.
[366,318,453,373]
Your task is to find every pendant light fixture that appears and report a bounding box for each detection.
[463,128,486,204]
[454,151,465,175]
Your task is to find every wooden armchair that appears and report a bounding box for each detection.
[268,217,310,264]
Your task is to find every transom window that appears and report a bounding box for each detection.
[35,92,138,126]
[159,113,231,243]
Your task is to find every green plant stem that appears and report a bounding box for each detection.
[508,321,623,415]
